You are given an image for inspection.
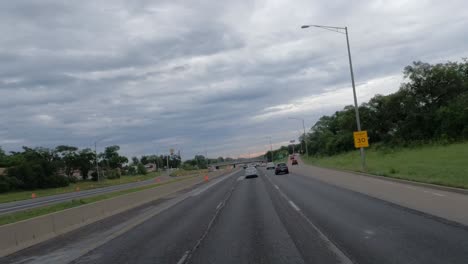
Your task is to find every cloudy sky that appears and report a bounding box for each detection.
[0,0,467,159]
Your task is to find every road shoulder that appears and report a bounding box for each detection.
[290,161,468,226]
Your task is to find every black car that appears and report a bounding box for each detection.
[275,163,289,175]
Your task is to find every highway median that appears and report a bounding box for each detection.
[0,169,234,257]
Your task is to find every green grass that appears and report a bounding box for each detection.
[170,169,208,177]
[302,142,468,189]
[0,172,161,204]
[0,175,196,226]
[274,157,288,163]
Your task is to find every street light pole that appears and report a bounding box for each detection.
[301,24,366,170]
[301,119,309,157]
[288,117,309,157]
[344,27,366,170]
[265,136,273,162]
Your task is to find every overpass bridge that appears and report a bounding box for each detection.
[210,158,267,169]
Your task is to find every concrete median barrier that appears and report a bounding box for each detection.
[0,169,234,257]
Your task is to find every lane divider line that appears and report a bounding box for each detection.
[262,172,354,264]
[178,177,240,264]
[176,251,190,264]
[190,170,240,197]
[11,170,243,264]
[288,201,301,211]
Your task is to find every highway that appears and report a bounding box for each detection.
[2,165,468,263]
[0,174,172,215]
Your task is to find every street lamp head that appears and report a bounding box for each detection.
[300,25,310,29]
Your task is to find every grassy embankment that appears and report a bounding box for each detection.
[0,172,162,204]
[170,169,208,177]
[302,142,468,189]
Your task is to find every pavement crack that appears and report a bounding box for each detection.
[179,181,239,264]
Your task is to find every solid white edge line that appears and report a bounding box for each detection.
[263,172,353,264]
[190,170,240,196]
[176,251,190,264]
[288,200,301,211]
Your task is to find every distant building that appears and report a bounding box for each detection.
[144,163,157,172]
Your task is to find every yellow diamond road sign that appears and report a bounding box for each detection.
[353,131,369,148]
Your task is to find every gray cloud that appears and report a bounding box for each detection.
[0,0,467,158]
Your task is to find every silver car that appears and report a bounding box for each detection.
[244,167,258,179]
[266,162,275,170]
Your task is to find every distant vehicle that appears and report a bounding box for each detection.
[290,155,295,160]
[244,167,258,178]
[266,162,275,170]
[292,159,298,165]
[242,164,247,169]
[275,163,289,175]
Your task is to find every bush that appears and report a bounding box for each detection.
[182,163,197,170]
[106,169,121,179]
[0,176,22,192]
[137,164,147,175]
[126,166,137,175]
[91,171,98,181]
[0,177,11,193]
[46,175,69,188]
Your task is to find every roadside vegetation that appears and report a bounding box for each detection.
[170,169,208,177]
[266,59,468,188]
[302,142,468,189]
[0,171,161,204]
[0,143,232,200]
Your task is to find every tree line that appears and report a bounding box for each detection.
[0,143,230,193]
[266,59,468,158]
[0,145,130,192]
[181,155,233,170]
[0,145,185,193]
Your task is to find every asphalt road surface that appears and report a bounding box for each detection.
[0,174,170,215]
[3,168,468,264]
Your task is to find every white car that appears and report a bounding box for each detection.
[266,162,275,170]
[244,167,258,178]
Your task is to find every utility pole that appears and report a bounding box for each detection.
[94,141,99,182]
[167,155,169,169]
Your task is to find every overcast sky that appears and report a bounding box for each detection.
[0,0,467,159]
